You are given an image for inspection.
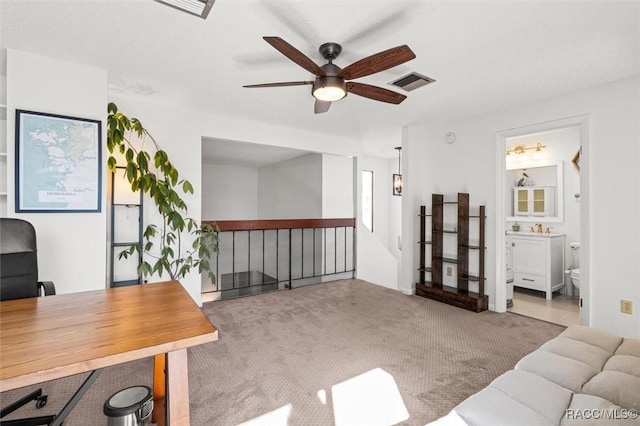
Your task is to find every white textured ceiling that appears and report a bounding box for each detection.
[202,137,311,168]
[1,0,639,158]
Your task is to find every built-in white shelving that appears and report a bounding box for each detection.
[1,102,7,217]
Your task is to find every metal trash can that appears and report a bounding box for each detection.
[506,269,514,308]
[104,385,153,426]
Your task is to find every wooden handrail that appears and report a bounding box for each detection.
[203,218,355,232]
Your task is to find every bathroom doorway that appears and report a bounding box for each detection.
[496,116,589,327]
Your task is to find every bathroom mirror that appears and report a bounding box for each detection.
[506,160,564,223]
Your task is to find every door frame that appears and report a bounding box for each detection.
[494,115,590,325]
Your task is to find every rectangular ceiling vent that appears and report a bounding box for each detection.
[154,0,216,19]
[390,72,435,92]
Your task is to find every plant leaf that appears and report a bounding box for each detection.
[183,180,194,194]
[169,167,178,186]
[107,156,117,173]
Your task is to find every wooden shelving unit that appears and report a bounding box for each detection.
[416,193,488,312]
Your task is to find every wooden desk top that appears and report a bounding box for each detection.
[0,280,218,391]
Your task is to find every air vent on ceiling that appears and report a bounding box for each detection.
[154,0,216,19]
[390,72,435,92]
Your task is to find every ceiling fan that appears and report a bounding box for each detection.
[243,37,416,114]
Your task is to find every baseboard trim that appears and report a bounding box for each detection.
[401,288,414,296]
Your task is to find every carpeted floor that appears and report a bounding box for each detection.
[0,279,565,425]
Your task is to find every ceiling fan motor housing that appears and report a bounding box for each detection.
[319,42,342,61]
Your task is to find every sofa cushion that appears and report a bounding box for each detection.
[604,354,640,379]
[515,325,625,393]
[516,349,599,392]
[454,370,572,426]
[581,338,640,410]
[616,338,640,357]
[559,325,623,354]
[561,394,640,426]
[582,370,640,410]
[541,336,613,371]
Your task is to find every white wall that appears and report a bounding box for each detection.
[321,153,356,282]
[6,50,108,294]
[201,162,258,220]
[400,128,426,295]
[258,154,323,219]
[403,76,640,338]
[355,155,399,289]
[356,221,399,289]
[322,154,353,218]
[201,154,352,221]
[360,156,392,249]
[357,155,403,261]
[388,158,403,264]
[354,155,403,290]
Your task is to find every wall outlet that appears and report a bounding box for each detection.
[446,266,453,277]
[621,299,633,315]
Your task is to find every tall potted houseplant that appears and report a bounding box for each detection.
[106,102,218,283]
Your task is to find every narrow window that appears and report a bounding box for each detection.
[362,170,374,232]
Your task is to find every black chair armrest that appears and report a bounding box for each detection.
[38,281,56,296]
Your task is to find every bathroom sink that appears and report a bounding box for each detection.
[506,230,564,237]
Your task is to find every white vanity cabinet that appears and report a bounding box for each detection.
[513,187,555,217]
[507,233,565,300]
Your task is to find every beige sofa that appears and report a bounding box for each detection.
[429,325,640,425]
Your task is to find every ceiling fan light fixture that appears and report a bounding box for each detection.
[312,77,347,102]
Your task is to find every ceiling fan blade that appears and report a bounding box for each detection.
[263,36,326,77]
[339,45,416,80]
[346,82,407,104]
[243,81,314,88]
[314,100,331,114]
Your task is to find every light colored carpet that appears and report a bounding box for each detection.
[1,279,565,425]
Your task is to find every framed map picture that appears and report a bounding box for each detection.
[15,110,102,212]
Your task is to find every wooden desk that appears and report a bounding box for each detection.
[0,280,218,425]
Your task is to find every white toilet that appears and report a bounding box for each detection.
[569,242,580,290]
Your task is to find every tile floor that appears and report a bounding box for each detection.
[508,287,580,327]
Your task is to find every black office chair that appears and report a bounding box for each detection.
[1,218,56,426]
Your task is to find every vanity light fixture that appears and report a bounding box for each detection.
[153,0,216,19]
[393,147,402,196]
[506,142,546,155]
